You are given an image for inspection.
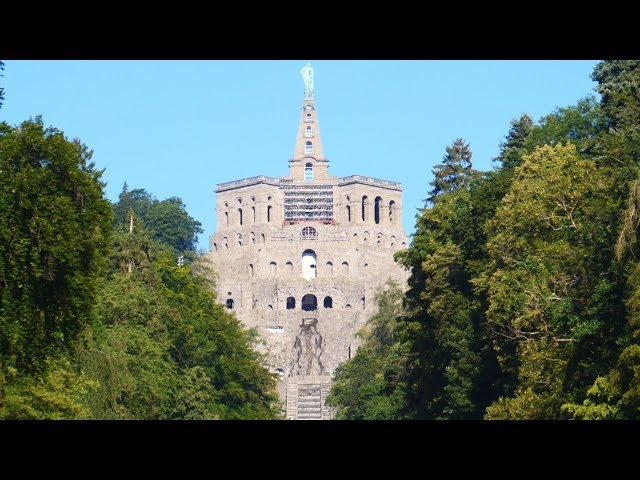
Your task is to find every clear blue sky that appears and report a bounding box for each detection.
[0,60,600,250]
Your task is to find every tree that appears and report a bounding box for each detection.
[326,281,409,420]
[427,138,475,204]
[482,143,617,418]
[112,185,203,254]
[494,114,533,169]
[592,60,640,130]
[0,117,112,376]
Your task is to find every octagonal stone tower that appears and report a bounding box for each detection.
[208,64,409,419]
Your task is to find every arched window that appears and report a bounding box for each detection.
[361,296,366,309]
[286,261,293,276]
[261,233,265,243]
[226,299,234,309]
[286,297,296,310]
[213,243,217,252]
[341,261,349,275]
[301,294,317,312]
[224,212,228,227]
[237,198,242,205]
[374,196,382,224]
[346,205,351,222]
[304,162,313,181]
[301,226,317,238]
[302,249,317,280]
[305,113,312,123]
[249,264,254,277]
[305,141,313,154]
[323,296,333,309]
[238,208,243,226]
[362,195,368,222]
[238,234,242,246]
[390,235,396,247]
[363,231,369,243]
[269,261,277,277]
[252,206,256,223]
[224,237,228,249]
[251,232,255,244]
[345,304,352,309]
[389,200,395,224]
[326,261,333,276]
[305,125,313,137]
[267,205,272,223]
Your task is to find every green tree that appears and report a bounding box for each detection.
[494,114,533,169]
[482,143,617,418]
[427,138,475,204]
[0,117,112,375]
[112,185,203,254]
[327,281,409,420]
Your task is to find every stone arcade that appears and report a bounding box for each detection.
[208,64,409,419]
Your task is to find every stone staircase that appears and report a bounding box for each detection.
[296,384,323,420]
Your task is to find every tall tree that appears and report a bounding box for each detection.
[495,114,533,169]
[112,185,202,254]
[427,138,475,204]
[0,117,112,376]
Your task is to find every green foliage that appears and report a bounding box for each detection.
[0,357,95,420]
[0,117,112,375]
[427,138,476,204]
[76,221,280,420]
[113,185,203,254]
[494,114,534,169]
[326,282,409,420]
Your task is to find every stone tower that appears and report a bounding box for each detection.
[208,64,409,419]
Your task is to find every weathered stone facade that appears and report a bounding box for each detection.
[208,75,409,419]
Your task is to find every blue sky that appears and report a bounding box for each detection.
[0,60,600,250]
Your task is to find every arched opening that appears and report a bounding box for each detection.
[301,226,317,239]
[390,235,396,247]
[261,233,265,243]
[326,261,333,276]
[362,195,368,222]
[269,261,277,277]
[286,297,296,310]
[305,141,313,154]
[224,237,228,249]
[213,243,217,252]
[251,232,255,244]
[305,113,312,123]
[249,264,254,277]
[361,296,366,309]
[238,234,242,246]
[304,162,313,181]
[267,205,272,223]
[238,208,243,226]
[286,261,293,276]
[302,249,317,281]
[389,200,395,224]
[374,196,382,224]
[301,294,317,312]
[323,296,333,308]
[305,125,313,137]
[224,212,228,227]
[341,261,349,275]
[252,206,256,223]
[346,205,351,222]
[345,304,352,309]
[226,299,234,309]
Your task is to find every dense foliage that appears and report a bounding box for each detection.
[329,60,640,420]
[113,184,203,255]
[0,118,279,419]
